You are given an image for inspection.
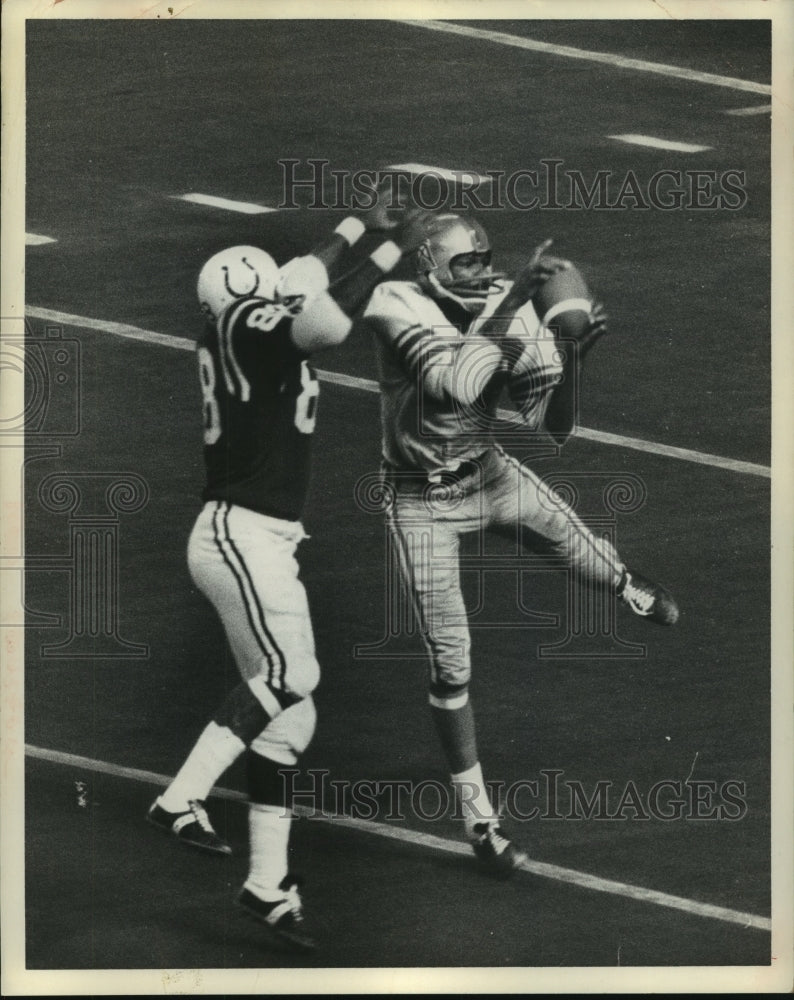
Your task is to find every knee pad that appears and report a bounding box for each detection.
[251,696,317,766]
[213,680,272,745]
[284,654,320,701]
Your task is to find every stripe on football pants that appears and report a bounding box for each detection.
[211,502,288,694]
[385,502,445,686]
[219,503,289,692]
[496,446,624,585]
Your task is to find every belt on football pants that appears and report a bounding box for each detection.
[381,452,489,488]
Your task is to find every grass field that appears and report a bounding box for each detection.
[5,9,790,993]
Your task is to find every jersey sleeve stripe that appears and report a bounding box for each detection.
[512,365,562,385]
[391,323,423,350]
[215,309,237,396]
[221,300,254,401]
[403,337,434,372]
[396,331,457,375]
[542,297,591,327]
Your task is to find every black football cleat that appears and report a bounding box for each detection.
[617,569,679,626]
[237,877,317,954]
[147,798,232,856]
[471,821,528,879]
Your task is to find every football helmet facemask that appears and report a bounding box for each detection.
[197,245,280,321]
[407,214,505,312]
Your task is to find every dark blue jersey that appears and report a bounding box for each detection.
[197,296,319,521]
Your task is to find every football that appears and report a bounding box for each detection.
[531,261,593,339]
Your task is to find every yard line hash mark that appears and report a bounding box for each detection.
[608,135,712,153]
[24,306,770,480]
[397,21,772,96]
[724,105,772,116]
[173,193,277,214]
[24,743,772,934]
[26,233,57,245]
[386,163,494,184]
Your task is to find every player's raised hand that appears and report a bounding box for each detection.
[392,204,436,252]
[362,178,402,232]
[509,239,572,305]
[362,178,435,249]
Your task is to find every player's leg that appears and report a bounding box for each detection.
[150,502,320,853]
[387,485,526,876]
[488,447,678,625]
[237,697,317,953]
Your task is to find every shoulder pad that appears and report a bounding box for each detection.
[364,280,446,329]
[220,296,291,335]
[278,255,329,297]
[276,256,330,316]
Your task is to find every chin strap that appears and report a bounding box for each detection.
[426,273,492,314]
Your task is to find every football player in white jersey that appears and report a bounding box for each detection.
[147,198,429,952]
[363,213,679,877]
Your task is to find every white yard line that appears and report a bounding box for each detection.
[386,163,494,184]
[172,193,277,214]
[570,426,769,479]
[607,134,712,153]
[24,306,771,480]
[26,307,193,352]
[396,21,772,96]
[724,105,772,117]
[24,743,771,934]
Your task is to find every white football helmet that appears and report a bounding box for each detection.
[197,245,279,321]
[405,213,505,313]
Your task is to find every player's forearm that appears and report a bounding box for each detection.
[476,292,528,345]
[431,337,504,406]
[328,240,402,317]
[543,347,581,444]
[291,240,403,353]
[309,217,367,272]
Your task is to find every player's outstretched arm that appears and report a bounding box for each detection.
[478,240,569,343]
[307,177,414,273]
[290,206,433,354]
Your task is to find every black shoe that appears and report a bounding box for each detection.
[618,569,679,625]
[471,821,527,879]
[147,798,232,856]
[237,877,316,954]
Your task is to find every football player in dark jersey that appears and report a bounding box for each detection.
[148,198,428,953]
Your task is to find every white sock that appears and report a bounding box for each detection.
[243,803,292,900]
[451,761,498,837]
[159,721,245,813]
